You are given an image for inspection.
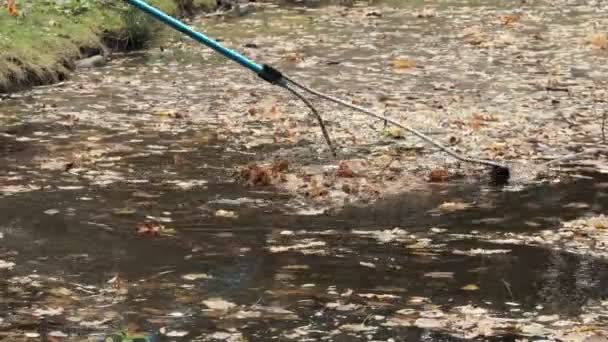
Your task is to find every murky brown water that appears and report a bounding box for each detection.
[2,1,608,341]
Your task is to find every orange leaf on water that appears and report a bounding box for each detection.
[501,14,519,26]
[392,58,416,71]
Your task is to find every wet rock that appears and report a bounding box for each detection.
[74,55,106,69]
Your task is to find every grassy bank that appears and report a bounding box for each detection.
[0,0,216,93]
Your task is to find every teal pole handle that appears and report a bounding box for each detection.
[124,0,264,74]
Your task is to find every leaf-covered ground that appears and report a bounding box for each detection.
[1,0,608,340]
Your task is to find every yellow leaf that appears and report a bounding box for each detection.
[461,284,479,291]
[392,58,416,70]
[153,110,184,119]
[382,127,403,139]
[588,33,608,49]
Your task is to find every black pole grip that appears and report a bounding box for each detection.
[258,64,285,85]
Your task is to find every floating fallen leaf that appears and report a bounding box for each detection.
[408,296,428,304]
[113,207,137,215]
[135,221,175,237]
[165,330,189,337]
[501,14,519,25]
[428,168,449,183]
[352,228,408,243]
[283,52,303,62]
[415,318,443,329]
[392,58,416,70]
[588,33,608,49]
[337,161,355,178]
[209,332,245,340]
[44,209,60,215]
[49,287,73,297]
[382,126,404,139]
[358,293,400,300]
[215,209,237,218]
[396,308,416,315]
[0,260,15,269]
[203,298,237,311]
[228,310,262,319]
[588,215,608,229]
[132,191,160,199]
[424,272,454,279]
[453,248,511,256]
[325,302,361,311]
[359,261,376,268]
[238,163,272,186]
[48,331,68,338]
[472,112,499,122]
[269,240,326,254]
[537,314,559,322]
[153,109,185,119]
[469,117,482,131]
[271,158,289,173]
[33,307,64,317]
[462,26,484,45]
[456,305,488,315]
[420,310,445,318]
[415,8,435,18]
[182,273,213,281]
[340,323,376,332]
[438,201,470,212]
[461,284,480,291]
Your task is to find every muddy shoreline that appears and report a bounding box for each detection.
[0,0,220,94]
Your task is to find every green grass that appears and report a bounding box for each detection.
[0,0,216,92]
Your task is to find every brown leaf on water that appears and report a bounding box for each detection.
[428,168,449,183]
[337,161,355,178]
[271,159,289,174]
[501,14,520,26]
[108,274,129,295]
[153,109,185,119]
[136,221,161,237]
[283,52,304,63]
[588,33,608,49]
[305,177,329,197]
[469,118,482,131]
[462,26,484,45]
[238,163,272,186]
[135,221,175,237]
